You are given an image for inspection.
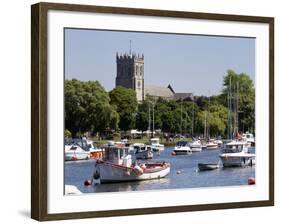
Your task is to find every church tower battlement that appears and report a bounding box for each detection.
[115,52,144,102]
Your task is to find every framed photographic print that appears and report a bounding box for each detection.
[31,2,274,221]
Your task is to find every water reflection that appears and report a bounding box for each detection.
[65,147,255,194]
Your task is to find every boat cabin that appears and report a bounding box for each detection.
[176,141,189,147]
[222,142,247,153]
[134,145,152,154]
[103,146,131,166]
[150,138,160,145]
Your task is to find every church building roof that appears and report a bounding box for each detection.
[145,85,174,99]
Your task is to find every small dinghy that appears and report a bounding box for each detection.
[198,163,219,171]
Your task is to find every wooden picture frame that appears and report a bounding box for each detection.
[31,2,274,221]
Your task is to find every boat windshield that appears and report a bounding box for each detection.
[222,144,244,153]
[136,146,151,153]
[176,141,189,146]
[104,147,128,163]
[150,139,159,144]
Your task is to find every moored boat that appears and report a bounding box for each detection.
[190,140,202,152]
[150,138,165,152]
[134,144,153,159]
[206,141,218,150]
[65,144,90,161]
[219,140,255,167]
[198,163,219,171]
[214,139,223,147]
[173,141,192,155]
[242,132,255,146]
[92,145,170,183]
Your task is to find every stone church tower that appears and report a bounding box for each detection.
[115,53,144,102]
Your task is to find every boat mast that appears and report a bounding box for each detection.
[192,96,194,137]
[180,99,183,136]
[207,94,210,140]
[152,101,155,138]
[228,77,233,140]
[204,110,207,141]
[148,102,151,136]
[235,82,239,135]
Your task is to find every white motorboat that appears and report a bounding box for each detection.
[128,142,144,152]
[173,141,192,155]
[92,145,170,183]
[219,140,255,167]
[65,138,104,160]
[206,141,218,150]
[189,140,202,152]
[214,139,223,147]
[242,132,255,146]
[65,144,90,161]
[134,144,153,159]
[150,138,165,152]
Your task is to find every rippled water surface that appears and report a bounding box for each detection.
[65,147,255,193]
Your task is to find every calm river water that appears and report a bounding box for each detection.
[64,147,255,193]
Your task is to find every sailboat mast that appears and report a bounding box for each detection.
[192,96,194,137]
[180,99,183,135]
[204,110,207,141]
[236,82,239,132]
[148,103,151,134]
[152,102,155,138]
[207,95,210,140]
[229,77,233,139]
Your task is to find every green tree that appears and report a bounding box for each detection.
[221,70,255,133]
[109,86,138,131]
[197,103,228,137]
[135,100,150,132]
[65,79,119,137]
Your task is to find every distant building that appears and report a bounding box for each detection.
[115,52,192,102]
[144,85,174,100]
[116,52,144,102]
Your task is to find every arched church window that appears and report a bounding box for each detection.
[135,65,139,76]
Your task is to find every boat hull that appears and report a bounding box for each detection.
[198,163,219,171]
[190,146,202,152]
[151,145,165,152]
[206,145,218,150]
[173,146,192,155]
[220,154,255,167]
[96,161,170,183]
[65,152,89,161]
[173,150,192,155]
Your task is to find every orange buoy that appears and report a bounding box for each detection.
[248,177,255,185]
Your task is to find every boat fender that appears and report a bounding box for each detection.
[140,164,146,170]
[84,179,92,186]
[133,165,143,176]
[248,177,255,185]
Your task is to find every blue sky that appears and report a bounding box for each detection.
[65,28,255,96]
